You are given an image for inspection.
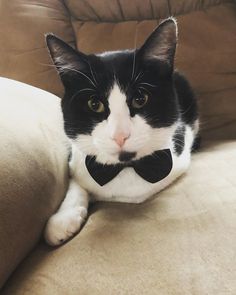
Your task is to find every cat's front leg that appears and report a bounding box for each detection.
[44,178,89,246]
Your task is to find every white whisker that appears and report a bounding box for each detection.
[69,88,95,104]
[132,71,144,85]
[87,61,98,86]
[131,27,139,82]
[139,82,157,88]
[60,66,97,88]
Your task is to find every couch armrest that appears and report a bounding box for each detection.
[0,78,68,288]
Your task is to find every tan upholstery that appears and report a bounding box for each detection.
[0,78,68,288]
[0,0,236,293]
[3,140,236,295]
[0,0,75,96]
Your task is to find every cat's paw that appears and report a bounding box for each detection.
[44,207,87,246]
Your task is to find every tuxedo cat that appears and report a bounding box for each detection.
[45,18,199,246]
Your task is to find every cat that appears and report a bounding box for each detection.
[44,18,199,246]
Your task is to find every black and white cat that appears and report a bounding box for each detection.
[44,18,199,246]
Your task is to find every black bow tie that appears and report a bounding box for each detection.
[85,149,173,186]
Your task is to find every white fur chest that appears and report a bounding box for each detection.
[70,125,193,203]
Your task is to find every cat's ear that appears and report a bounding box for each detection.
[139,18,177,68]
[46,34,88,81]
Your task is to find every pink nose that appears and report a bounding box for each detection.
[113,133,129,147]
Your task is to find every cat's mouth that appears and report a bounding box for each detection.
[118,151,137,162]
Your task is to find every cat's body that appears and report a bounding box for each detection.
[44,18,199,246]
[70,80,198,204]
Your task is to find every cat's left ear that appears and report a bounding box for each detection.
[46,34,88,84]
[138,18,177,69]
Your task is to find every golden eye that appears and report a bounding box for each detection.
[132,94,148,109]
[88,98,105,113]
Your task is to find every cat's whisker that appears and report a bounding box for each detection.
[38,62,60,68]
[138,86,152,95]
[87,61,98,86]
[131,51,136,81]
[131,28,138,82]
[69,88,96,104]
[60,66,97,88]
[132,70,143,84]
[139,82,157,88]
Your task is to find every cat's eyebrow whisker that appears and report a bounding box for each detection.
[131,50,137,81]
[69,88,96,105]
[132,71,144,85]
[138,86,151,95]
[40,61,98,90]
[60,66,97,88]
[131,27,139,82]
[87,61,98,86]
[138,82,157,88]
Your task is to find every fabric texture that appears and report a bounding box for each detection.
[0,0,75,96]
[2,140,236,295]
[0,78,68,288]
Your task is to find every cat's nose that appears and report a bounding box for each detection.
[113,133,130,147]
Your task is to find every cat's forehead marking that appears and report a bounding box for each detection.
[108,83,129,116]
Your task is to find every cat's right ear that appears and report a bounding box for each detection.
[46,34,88,84]
[138,18,177,72]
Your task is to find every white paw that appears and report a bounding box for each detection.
[44,207,87,246]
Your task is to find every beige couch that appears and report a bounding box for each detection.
[1,0,236,294]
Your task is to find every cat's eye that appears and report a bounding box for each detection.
[132,94,149,109]
[88,98,105,113]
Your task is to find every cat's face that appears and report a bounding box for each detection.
[47,18,179,164]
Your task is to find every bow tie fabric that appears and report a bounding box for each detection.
[85,149,173,186]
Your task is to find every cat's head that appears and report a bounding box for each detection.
[46,18,179,164]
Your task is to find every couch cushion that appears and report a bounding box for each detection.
[0,78,68,288]
[0,0,75,96]
[65,0,232,22]
[2,140,236,294]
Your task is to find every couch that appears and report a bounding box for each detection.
[0,0,236,294]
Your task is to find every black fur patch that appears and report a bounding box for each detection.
[173,125,186,156]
